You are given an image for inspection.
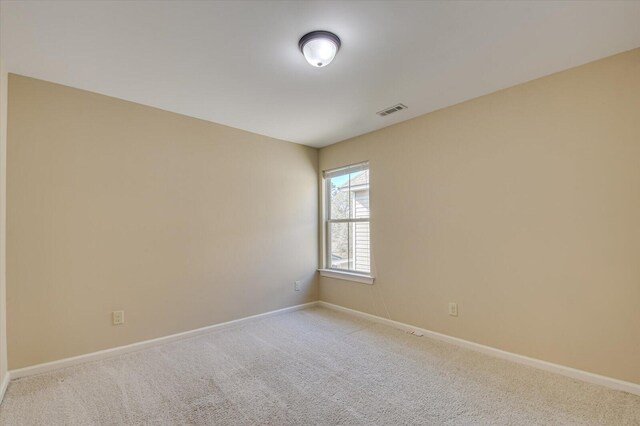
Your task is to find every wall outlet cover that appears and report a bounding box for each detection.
[448,302,458,317]
[112,310,125,325]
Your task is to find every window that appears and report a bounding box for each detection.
[324,162,371,276]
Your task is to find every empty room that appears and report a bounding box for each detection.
[0,0,639,424]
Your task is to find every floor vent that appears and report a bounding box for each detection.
[377,103,408,117]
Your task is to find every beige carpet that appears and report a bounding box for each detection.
[1,307,638,425]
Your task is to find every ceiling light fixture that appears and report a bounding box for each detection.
[299,31,341,68]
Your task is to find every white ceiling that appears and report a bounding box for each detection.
[1,1,639,147]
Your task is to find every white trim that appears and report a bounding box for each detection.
[318,269,374,285]
[323,161,369,179]
[318,301,640,396]
[327,218,369,223]
[7,300,638,398]
[0,372,9,404]
[10,301,318,380]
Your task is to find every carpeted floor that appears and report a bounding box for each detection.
[1,307,639,425]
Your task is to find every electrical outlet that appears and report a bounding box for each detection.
[448,302,458,317]
[112,310,125,325]
[294,280,301,291]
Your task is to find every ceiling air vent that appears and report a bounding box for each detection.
[377,103,408,117]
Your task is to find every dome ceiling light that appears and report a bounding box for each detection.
[298,31,341,68]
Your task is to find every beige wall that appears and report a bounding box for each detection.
[0,57,8,387]
[7,75,318,369]
[319,48,640,384]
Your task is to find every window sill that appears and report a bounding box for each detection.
[318,269,375,285]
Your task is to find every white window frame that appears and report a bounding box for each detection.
[319,162,374,285]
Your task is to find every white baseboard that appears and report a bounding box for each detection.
[8,299,639,398]
[318,301,640,396]
[0,372,9,404]
[10,301,319,381]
